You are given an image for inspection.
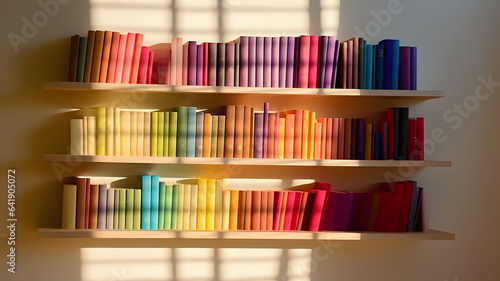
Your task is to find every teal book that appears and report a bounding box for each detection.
[164,184,173,230]
[163,112,170,157]
[158,182,166,229]
[186,107,197,157]
[140,175,151,229]
[169,112,178,157]
[125,189,134,229]
[177,106,188,157]
[150,175,160,229]
[133,189,141,229]
[171,184,179,229]
[76,37,87,82]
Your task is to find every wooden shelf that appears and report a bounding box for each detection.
[37,228,454,240]
[42,154,451,167]
[43,82,445,99]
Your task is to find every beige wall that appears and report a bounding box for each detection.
[1,0,499,280]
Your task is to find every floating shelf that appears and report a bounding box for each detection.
[43,82,445,99]
[37,228,454,240]
[42,154,451,168]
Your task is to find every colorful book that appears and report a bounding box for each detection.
[125,188,134,229]
[61,184,77,229]
[140,175,151,229]
[83,30,95,82]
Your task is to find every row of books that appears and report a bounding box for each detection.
[67,30,417,90]
[70,104,424,160]
[61,176,424,232]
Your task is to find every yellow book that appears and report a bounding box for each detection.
[114,107,121,156]
[105,107,114,156]
[96,106,106,155]
[308,111,316,159]
[214,178,224,230]
[365,123,373,160]
[222,190,231,230]
[151,111,158,156]
[136,111,144,156]
[302,109,309,159]
[157,111,164,157]
[120,111,130,156]
[197,179,207,230]
[278,117,285,159]
[176,184,184,230]
[133,189,141,230]
[163,112,170,157]
[143,112,151,157]
[229,190,239,230]
[125,189,134,230]
[190,184,198,230]
[83,116,88,155]
[61,184,77,229]
[183,184,191,230]
[130,111,137,156]
[206,179,216,230]
[88,116,96,156]
[118,189,126,230]
[211,115,219,158]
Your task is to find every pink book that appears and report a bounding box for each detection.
[182,43,188,85]
[129,32,144,84]
[149,43,171,85]
[273,191,284,230]
[307,189,327,231]
[106,31,120,83]
[308,35,320,88]
[187,41,197,85]
[176,38,183,85]
[113,34,127,83]
[170,38,178,85]
[202,42,209,85]
[120,33,136,83]
[247,36,256,87]
[267,191,274,230]
[262,102,269,158]
[325,118,333,159]
[297,35,311,88]
[207,42,217,86]
[255,37,264,87]
[197,44,204,85]
[263,37,272,87]
[283,191,296,231]
[332,118,339,159]
[290,191,304,230]
[137,46,150,84]
[225,42,235,86]
[278,36,288,88]
[238,36,249,87]
[346,40,353,89]
[271,37,279,88]
[337,118,345,159]
[147,51,154,84]
[339,41,347,88]
[349,37,359,88]
[314,182,332,231]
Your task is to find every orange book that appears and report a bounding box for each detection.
[284,113,295,159]
[89,184,99,229]
[344,118,352,159]
[277,117,285,159]
[332,118,339,159]
[301,109,310,159]
[217,115,225,158]
[296,192,309,230]
[320,118,327,159]
[83,30,96,82]
[106,31,121,83]
[223,105,236,158]
[267,113,276,158]
[283,110,303,159]
[260,191,268,230]
[308,111,316,159]
[238,190,246,230]
[314,122,322,159]
[99,30,113,83]
[121,33,136,83]
[129,33,144,84]
[338,118,345,159]
[90,30,105,83]
[203,113,212,157]
[243,106,252,158]
[234,105,245,158]
[267,191,274,230]
[250,108,255,158]
[325,118,333,159]
[244,190,252,230]
[252,190,261,230]
[229,190,239,230]
[365,123,373,160]
[278,191,288,230]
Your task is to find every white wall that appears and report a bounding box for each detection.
[1,0,499,280]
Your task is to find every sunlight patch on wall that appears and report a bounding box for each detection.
[320,0,340,35]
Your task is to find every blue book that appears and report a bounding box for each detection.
[379,40,392,89]
[365,45,373,89]
[375,44,384,89]
[150,175,160,229]
[406,181,420,232]
[186,107,197,157]
[140,175,152,229]
[374,131,381,160]
[362,42,368,89]
[391,40,400,89]
[372,46,377,89]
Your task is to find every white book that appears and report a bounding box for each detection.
[190,184,198,230]
[106,189,115,229]
[114,107,120,156]
[88,116,96,155]
[144,112,151,156]
[120,111,130,156]
[83,116,88,155]
[130,111,137,156]
[105,107,114,156]
[183,184,191,230]
[136,111,144,156]
[70,119,83,155]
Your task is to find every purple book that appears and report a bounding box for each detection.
[256,37,264,87]
[196,44,203,86]
[286,36,296,88]
[207,42,217,86]
[399,46,411,90]
[347,40,353,89]
[97,184,107,229]
[331,40,340,88]
[263,37,272,87]
[187,41,197,85]
[318,36,329,88]
[351,192,374,231]
[279,36,288,88]
[225,42,235,87]
[323,36,337,88]
[410,47,417,90]
[271,37,279,88]
[262,102,269,158]
[239,36,249,87]
[248,36,256,87]
[337,192,354,231]
[253,113,264,158]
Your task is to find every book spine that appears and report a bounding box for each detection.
[68,35,80,82]
[125,188,134,229]
[263,37,272,87]
[99,31,113,83]
[225,42,235,87]
[62,184,77,229]
[239,37,249,87]
[216,42,226,86]
[83,30,95,82]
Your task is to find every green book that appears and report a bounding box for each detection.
[96,106,106,155]
[151,111,158,156]
[171,184,179,229]
[125,189,134,229]
[176,106,188,157]
[163,112,169,157]
[76,37,87,82]
[118,189,126,229]
[158,182,166,229]
[158,112,164,157]
[176,184,185,230]
[133,189,141,230]
[113,189,119,229]
[168,112,178,157]
[164,184,173,230]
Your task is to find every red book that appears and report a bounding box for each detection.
[68,35,80,82]
[243,106,253,158]
[147,51,154,84]
[398,181,415,232]
[267,191,274,230]
[349,37,359,88]
[346,40,353,89]
[234,105,245,158]
[416,117,424,160]
[290,191,304,230]
[75,177,87,229]
[314,182,332,231]
[207,42,217,86]
[337,118,345,159]
[408,118,417,160]
[244,190,252,230]
[338,41,347,88]
[273,191,284,230]
[89,184,99,229]
[224,105,236,158]
[90,30,105,83]
[137,46,150,84]
[380,109,394,159]
[252,190,261,230]
[283,191,296,231]
[84,178,90,229]
[120,33,136,83]
[325,118,333,159]
[375,182,406,232]
[128,33,143,84]
[297,35,311,88]
[260,191,268,230]
[225,42,235,86]
[149,43,171,84]
[202,42,209,86]
[283,113,295,159]
[106,31,121,83]
[308,35,320,88]
[99,31,113,83]
[307,189,326,231]
[332,118,339,159]
[113,34,127,83]
[267,113,276,158]
[296,192,309,230]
